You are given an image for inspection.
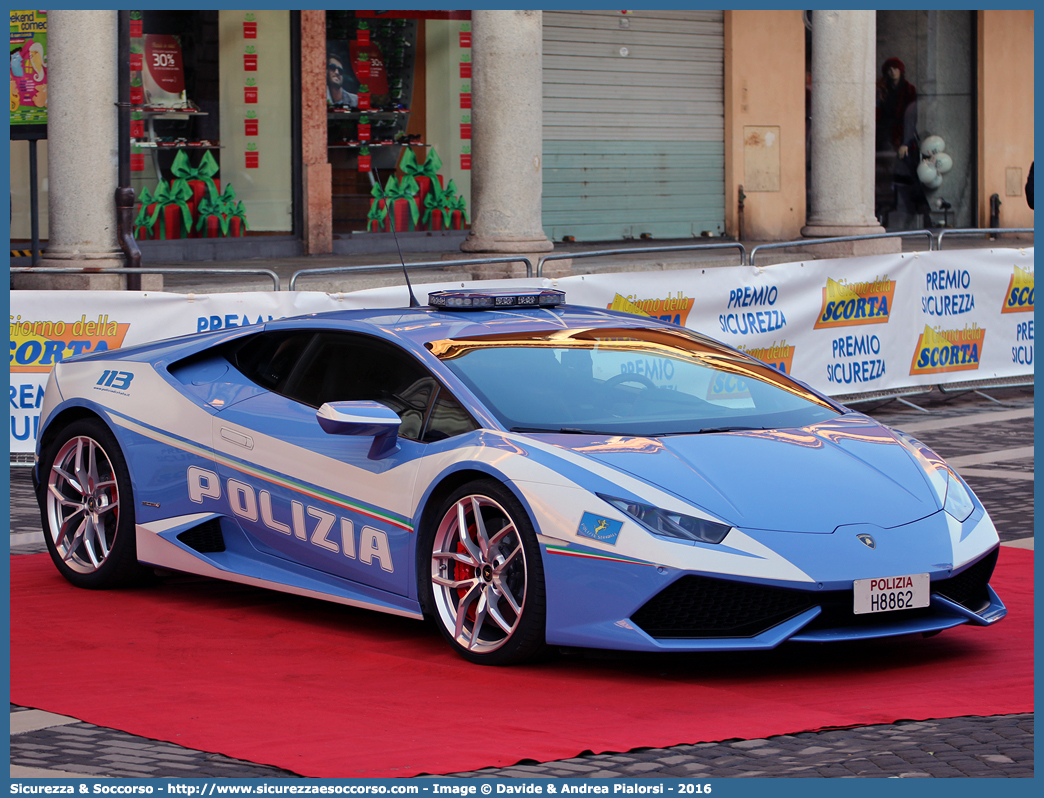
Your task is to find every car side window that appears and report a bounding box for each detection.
[280,332,477,443]
[423,389,475,442]
[228,331,316,393]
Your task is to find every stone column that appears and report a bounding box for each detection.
[461,9,556,278]
[302,10,332,255]
[19,10,126,289]
[802,10,897,255]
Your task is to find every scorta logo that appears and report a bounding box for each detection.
[814,277,895,329]
[1001,266,1034,313]
[608,291,694,327]
[910,325,985,375]
[737,341,795,374]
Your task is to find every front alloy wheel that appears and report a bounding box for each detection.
[426,480,545,665]
[41,419,145,588]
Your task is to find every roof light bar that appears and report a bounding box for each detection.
[428,288,565,311]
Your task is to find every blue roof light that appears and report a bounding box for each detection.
[428,288,565,311]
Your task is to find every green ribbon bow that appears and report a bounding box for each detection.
[230,201,250,234]
[195,195,230,237]
[421,181,451,228]
[399,147,442,180]
[149,181,193,239]
[446,190,469,225]
[382,175,420,230]
[170,150,220,196]
[133,186,156,237]
[367,181,389,232]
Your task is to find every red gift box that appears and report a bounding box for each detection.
[450,209,465,230]
[130,19,143,38]
[460,93,471,109]
[245,118,258,136]
[459,31,471,47]
[356,61,370,78]
[243,21,257,38]
[197,214,222,238]
[358,93,370,110]
[388,198,414,232]
[244,86,258,103]
[130,120,144,138]
[358,154,372,172]
[130,52,143,71]
[244,54,257,71]
[461,154,472,170]
[148,204,183,240]
[460,63,472,79]
[246,151,259,169]
[358,124,371,141]
[357,28,370,45]
[412,174,444,225]
[130,153,145,171]
[460,123,471,140]
[229,216,244,237]
[130,87,144,105]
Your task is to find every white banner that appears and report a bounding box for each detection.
[10,249,1033,453]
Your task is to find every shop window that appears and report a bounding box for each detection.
[326,11,421,234]
[129,9,293,242]
[875,10,975,231]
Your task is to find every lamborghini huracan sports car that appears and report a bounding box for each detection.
[34,289,1005,665]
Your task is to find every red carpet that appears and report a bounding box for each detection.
[10,549,1033,778]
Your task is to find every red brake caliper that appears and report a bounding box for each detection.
[456,521,478,622]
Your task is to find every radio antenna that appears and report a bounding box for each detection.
[373,164,420,308]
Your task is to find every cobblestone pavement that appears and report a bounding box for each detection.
[9,386,1033,779]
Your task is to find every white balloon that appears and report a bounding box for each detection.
[934,152,953,174]
[921,135,945,156]
[917,160,939,185]
[923,172,943,190]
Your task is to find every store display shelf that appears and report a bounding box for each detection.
[327,109,411,120]
[132,141,222,149]
[329,141,425,149]
[135,106,208,115]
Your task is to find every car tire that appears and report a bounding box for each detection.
[421,479,546,665]
[39,418,149,589]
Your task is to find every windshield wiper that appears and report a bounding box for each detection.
[691,425,768,434]
[510,426,619,435]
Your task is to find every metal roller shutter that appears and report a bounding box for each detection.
[542,9,725,242]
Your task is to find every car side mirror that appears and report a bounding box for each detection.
[316,401,401,459]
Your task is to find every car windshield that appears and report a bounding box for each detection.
[428,326,841,436]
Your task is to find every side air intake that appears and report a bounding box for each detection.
[177,519,226,553]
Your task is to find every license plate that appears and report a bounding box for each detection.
[853,573,930,614]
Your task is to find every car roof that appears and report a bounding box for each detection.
[264,304,689,348]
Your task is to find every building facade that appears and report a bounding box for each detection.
[9,9,1033,269]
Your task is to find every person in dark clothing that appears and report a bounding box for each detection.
[876,57,927,228]
[1027,162,1034,210]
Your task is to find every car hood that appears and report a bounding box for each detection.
[549,415,941,534]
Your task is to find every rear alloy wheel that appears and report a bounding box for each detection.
[41,419,146,589]
[425,480,545,665]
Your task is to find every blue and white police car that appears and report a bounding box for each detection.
[34,289,1005,665]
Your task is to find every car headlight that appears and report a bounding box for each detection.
[943,470,974,522]
[597,494,731,544]
[892,428,975,522]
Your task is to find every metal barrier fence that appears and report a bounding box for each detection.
[289,255,535,290]
[748,230,936,267]
[937,228,1034,248]
[11,231,1032,293]
[535,242,747,277]
[9,266,282,291]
